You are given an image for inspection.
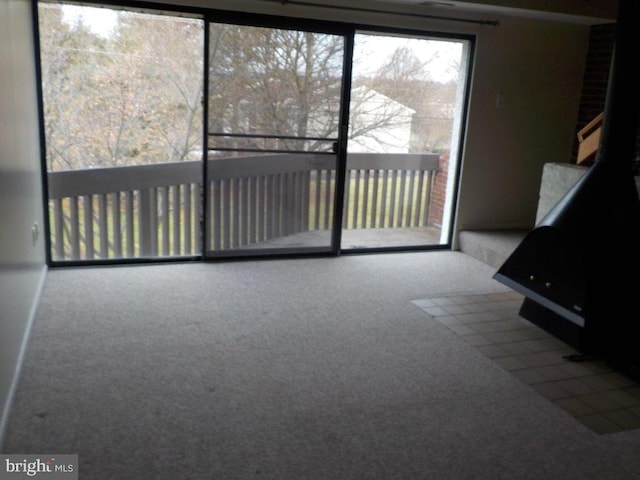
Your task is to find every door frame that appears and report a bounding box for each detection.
[201,13,354,259]
[35,0,475,266]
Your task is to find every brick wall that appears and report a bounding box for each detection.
[427,150,448,226]
[571,23,640,172]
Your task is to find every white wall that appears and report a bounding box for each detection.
[0,0,47,445]
[456,15,589,233]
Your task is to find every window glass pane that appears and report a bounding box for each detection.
[343,32,469,249]
[208,24,343,154]
[205,23,345,255]
[39,3,204,261]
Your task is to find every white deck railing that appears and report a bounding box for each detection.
[47,153,440,260]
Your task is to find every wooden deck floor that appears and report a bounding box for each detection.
[227,226,444,251]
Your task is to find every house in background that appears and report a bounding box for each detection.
[0,0,621,441]
[348,86,416,153]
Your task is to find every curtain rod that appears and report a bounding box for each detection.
[265,0,500,26]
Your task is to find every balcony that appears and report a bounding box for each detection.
[47,153,444,261]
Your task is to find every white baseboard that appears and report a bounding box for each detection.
[0,264,48,449]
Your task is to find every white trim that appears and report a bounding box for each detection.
[0,264,48,449]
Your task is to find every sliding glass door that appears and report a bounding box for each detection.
[343,32,471,250]
[38,2,473,264]
[204,22,347,256]
[39,3,204,262]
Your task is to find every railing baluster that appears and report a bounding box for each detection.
[324,170,332,230]
[232,178,240,248]
[281,172,288,235]
[424,171,434,226]
[249,177,257,244]
[161,186,169,255]
[293,171,301,233]
[380,170,389,228]
[222,180,231,249]
[257,176,265,242]
[296,171,302,232]
[211,180,221,251]
[280,173,288,236]
[269,174,282,238]
[54,200,64,260]
[289,172,295,234]
[265,175,272,240]
[70,197,80,260]
[211,180,224,250]
[414,171,425,227]
[113,192,122,258]
[240,177,248,246]
[150,188,158,256]
[361,169,370,228]
[406,170,416,227]
[299,171,306,232]
[208,181,215,251]
[302,170,310,232]
[172,185,181,255]
[278,173,285,236]
[273,175,280,241]
[398,170,408,228]
[184,184,192,253]
[389,171,398,227]
[312,170,320,230]
[292,172,300,233]
[371,170,379,228]
[125,191,134,257]
[83,195,94,260]
[343,170,350,229]
[139,189,151,256]
[193,183,201,253]
[351,170,360,228]
[99,194,108,258]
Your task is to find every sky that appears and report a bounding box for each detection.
[353,34,463,83]
[62,4,117,38]
[61,4,463,82]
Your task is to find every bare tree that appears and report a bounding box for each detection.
[39,4,203,171]
[39,4,460,170]
[350,42,460,154]
[207,25,343,154]
[39,4,109,170]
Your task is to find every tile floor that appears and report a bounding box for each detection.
[412,290,640,435]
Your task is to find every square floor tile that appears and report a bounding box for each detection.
[413,291,640,435]
[576,413,622,434]
[531,382,572,400]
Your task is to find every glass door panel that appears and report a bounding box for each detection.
[343,32,471,250]
[39,3,204,262]
[205,23,345,256]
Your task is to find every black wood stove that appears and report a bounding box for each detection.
[493,0,640,378]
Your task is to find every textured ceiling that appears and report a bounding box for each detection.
[131,0,619,24]
[361,0,618,22]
